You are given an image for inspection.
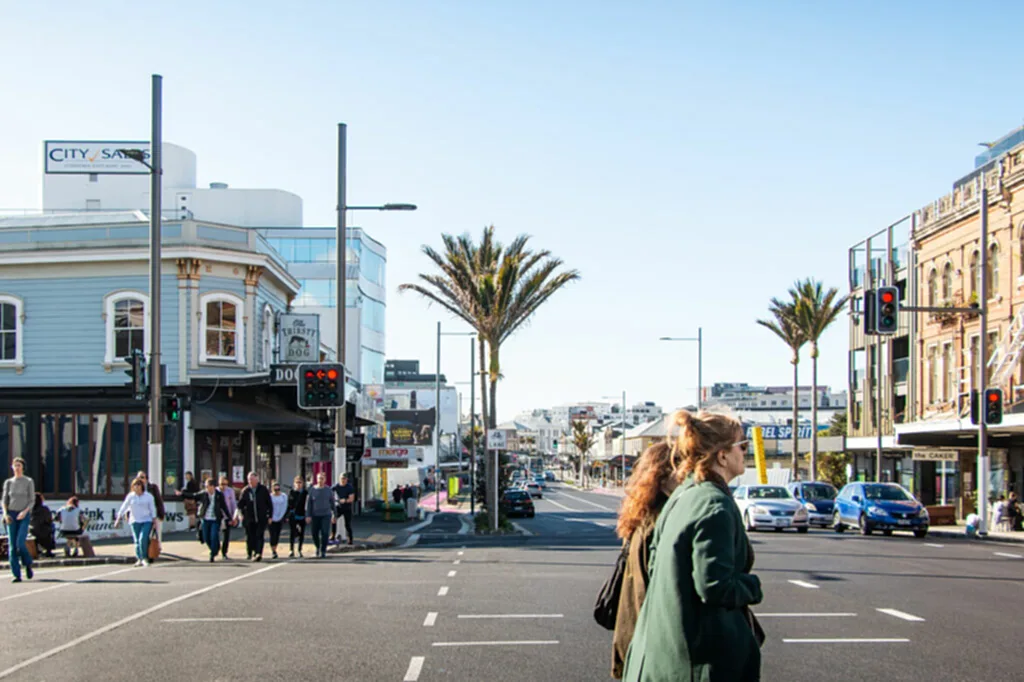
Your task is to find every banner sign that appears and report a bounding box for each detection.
[278,313,320,363]
[361,447,417,468]
[43,500,188,542]
[346,434,365,463]
[385,409,435,446]
[44,140,151,174]
[745,425,826,440]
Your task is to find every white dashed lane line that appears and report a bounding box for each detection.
[403,656,425,681]
[423,612,437,627]
[448,570,457,577]
[923,543,944,548]
[555,493,617,511]
[876,608,925,622]
[438,586,449,596]
[787,580,820,589]
[994,551,1023,559]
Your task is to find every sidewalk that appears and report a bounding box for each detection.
[1,511,427,570]
[926,522,1024,544]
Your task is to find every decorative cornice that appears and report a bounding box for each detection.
[176,258,202,280]
[245,265,264,287]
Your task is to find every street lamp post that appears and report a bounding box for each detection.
[435,326,476,512]
[659,329,704,409]
[333,122,417,487]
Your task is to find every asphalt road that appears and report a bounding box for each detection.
[1,481,1021,681]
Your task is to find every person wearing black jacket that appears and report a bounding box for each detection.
[287,476,309,558]
[180,478,231,562]
[182,471,200,530]
[236,472,272,561]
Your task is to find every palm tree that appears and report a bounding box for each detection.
[757,297,806,480]
[572,419,596,487]
[791,279,849,481]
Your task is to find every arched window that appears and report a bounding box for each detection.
[969,250,980,299]
[261,305,274,370]
[927,269,938,307]
[941,262,953,302]
[0,294,24,367]
[988,243,1000,296]
[200,292,245,364]
[103,291,149,365]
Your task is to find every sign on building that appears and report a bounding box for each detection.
[361,447,418,469]
[386,409,435,446]
[487,430,508,450]
[744,425,825,440]
[278,313,320,363]
[911,450,958,462]
[44,141,152,174]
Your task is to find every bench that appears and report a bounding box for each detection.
[926,505,957,526]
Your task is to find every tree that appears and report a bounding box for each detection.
[826,411,847,437]
[792,278,849,482]
[757,297,807,481]
[816,451,850,489]
[399,226,579,509]
[572,419,595,487]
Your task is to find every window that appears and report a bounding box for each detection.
[103,292,148,365]
[941,263,953,302]
[927,345,938,404]
[942,342,953,402]
[927,269,938,307]
[0,295,24,367]
[969,250,980,298]
[261,305,274,370]
[200,293,245,364]
[988,243,1000,296]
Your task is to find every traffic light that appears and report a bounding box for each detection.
[862,289,876,335]
[970,390,980,426]
[164,395,182,423]
[297,362,345,409]
[124,349,147,401]
[984,388,1003,425]
[875,286,899,335]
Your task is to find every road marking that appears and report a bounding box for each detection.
[403,656,425,681]
[162,617,263,622]
[423,612,438,627]
[457,517,472,535]
[458,614,564,619]
[457,551,464,556]
[876,608,925,622]
[543,497,578,512]
[0,562,286,680]
[432,640,559,647]
[923,543,945,548]
[994,552,1023,559]
[782,634,913,638]
[557,492,617,511]
[400,533,421,548]
[447,569,457,577]
[453,559,461,565]
[788,580,820,589]
[756,613,856,618]
[405,513,436,532]
[0,566,137,604]
[438,586,449,596]
[511,522,534,536]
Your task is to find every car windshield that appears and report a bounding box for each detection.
[749,487,790,499]
[864,485,913,501]
[505,491,530,500]
[802,484,837,501]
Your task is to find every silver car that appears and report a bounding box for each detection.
[733,485,809,533]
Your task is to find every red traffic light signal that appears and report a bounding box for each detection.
[296,362,346,410]
[880,290,895,304]
[984,388,1003,425]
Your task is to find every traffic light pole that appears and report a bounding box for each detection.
[978,187,990,536]
[148,74,164,495]
[334,123,347,485]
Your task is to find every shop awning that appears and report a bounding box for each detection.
[191,401,321,432]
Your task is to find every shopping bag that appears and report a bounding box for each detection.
[148,529,161,560]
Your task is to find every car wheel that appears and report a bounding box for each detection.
[744,511,754,532]
[797,526,809,534]
[528,512,535,518]
[883,529,893,537]
[833,511,845,533]
[859,514,872,536]
[913,528,928,539]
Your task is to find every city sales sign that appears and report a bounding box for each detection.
[44,140,151,174]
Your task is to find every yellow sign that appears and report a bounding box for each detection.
[448,477,460,497]
[752,426,768,485]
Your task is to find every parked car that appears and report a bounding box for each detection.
[500,489,535,518]
[525,481,543,498]
[544,471,556,482]
[533,475,546,488]
[733,485,809,532]
[833,482,929,538]
[788,481,838,528]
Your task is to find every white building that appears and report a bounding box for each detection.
[702,382,846,424]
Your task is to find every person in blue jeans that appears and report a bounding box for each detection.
[306,472,336,559]
[2,457,35,583]
[114,477,158,567]
[180,477,231,562]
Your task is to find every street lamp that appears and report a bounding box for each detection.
[334,122,417,490]
[602,392,627,487]
[660,329,704,409]
[435,326,476,513]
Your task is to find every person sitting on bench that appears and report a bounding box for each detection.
[55,497,85,557]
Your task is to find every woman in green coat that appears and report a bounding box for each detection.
[623,410,763,682]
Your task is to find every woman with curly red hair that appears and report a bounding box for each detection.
[611,441,679,678]
[623,409,763,682]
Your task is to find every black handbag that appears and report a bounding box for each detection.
[593,540,630,630]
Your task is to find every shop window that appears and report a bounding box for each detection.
[927,269,938,307]
[200,293,246,364]
[0,295,24,367]
[104,291,149,364]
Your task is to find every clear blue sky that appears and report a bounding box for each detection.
[3,1,1023,421]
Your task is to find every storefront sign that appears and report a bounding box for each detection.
[744,425,826,440]
[271,364,300,385]
[278,313,320,363]
[346,434,365,463]
[912,450,958,462]
[386,409,435,446]
[44,140,151,174]
[361,447,419,468]
[45,500,189,542]
[232,465,245,483]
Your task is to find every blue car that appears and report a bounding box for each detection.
[787,481,837,528]
[833,482,929,538]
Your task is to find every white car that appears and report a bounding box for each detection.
[733,485,809,533]
[525,481,543,498]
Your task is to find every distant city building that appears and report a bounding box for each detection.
[702,382,846,424]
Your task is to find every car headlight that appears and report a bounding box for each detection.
[750,505,768,515]
[868,505,887,516]
[793,508,808,519]
[804,502,817,511]
[918,507,930,519]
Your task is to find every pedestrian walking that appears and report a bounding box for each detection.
[288,476,309,558]
[30,493,56,558]
[2,457,35,583]
[114,477,158,567]
[610,441,678,679]
[306,472,335,559]
[181,478,230,562]
[181,471,200,530]
[219,477,238,559]
[1007,491,1022,532]
[622,409,764,682]
[269,481,288,559]
[332,473,356,546]
[236,472,272,562]
[55,496,85,557]
[134,470,166,525]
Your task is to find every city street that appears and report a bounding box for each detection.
[2,482,1022,681]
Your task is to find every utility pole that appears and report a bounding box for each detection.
[334,123,347,483]
[435,321,442,512]
[978,186,990,536]
[469,336,476,516]
[148,74,163,489]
